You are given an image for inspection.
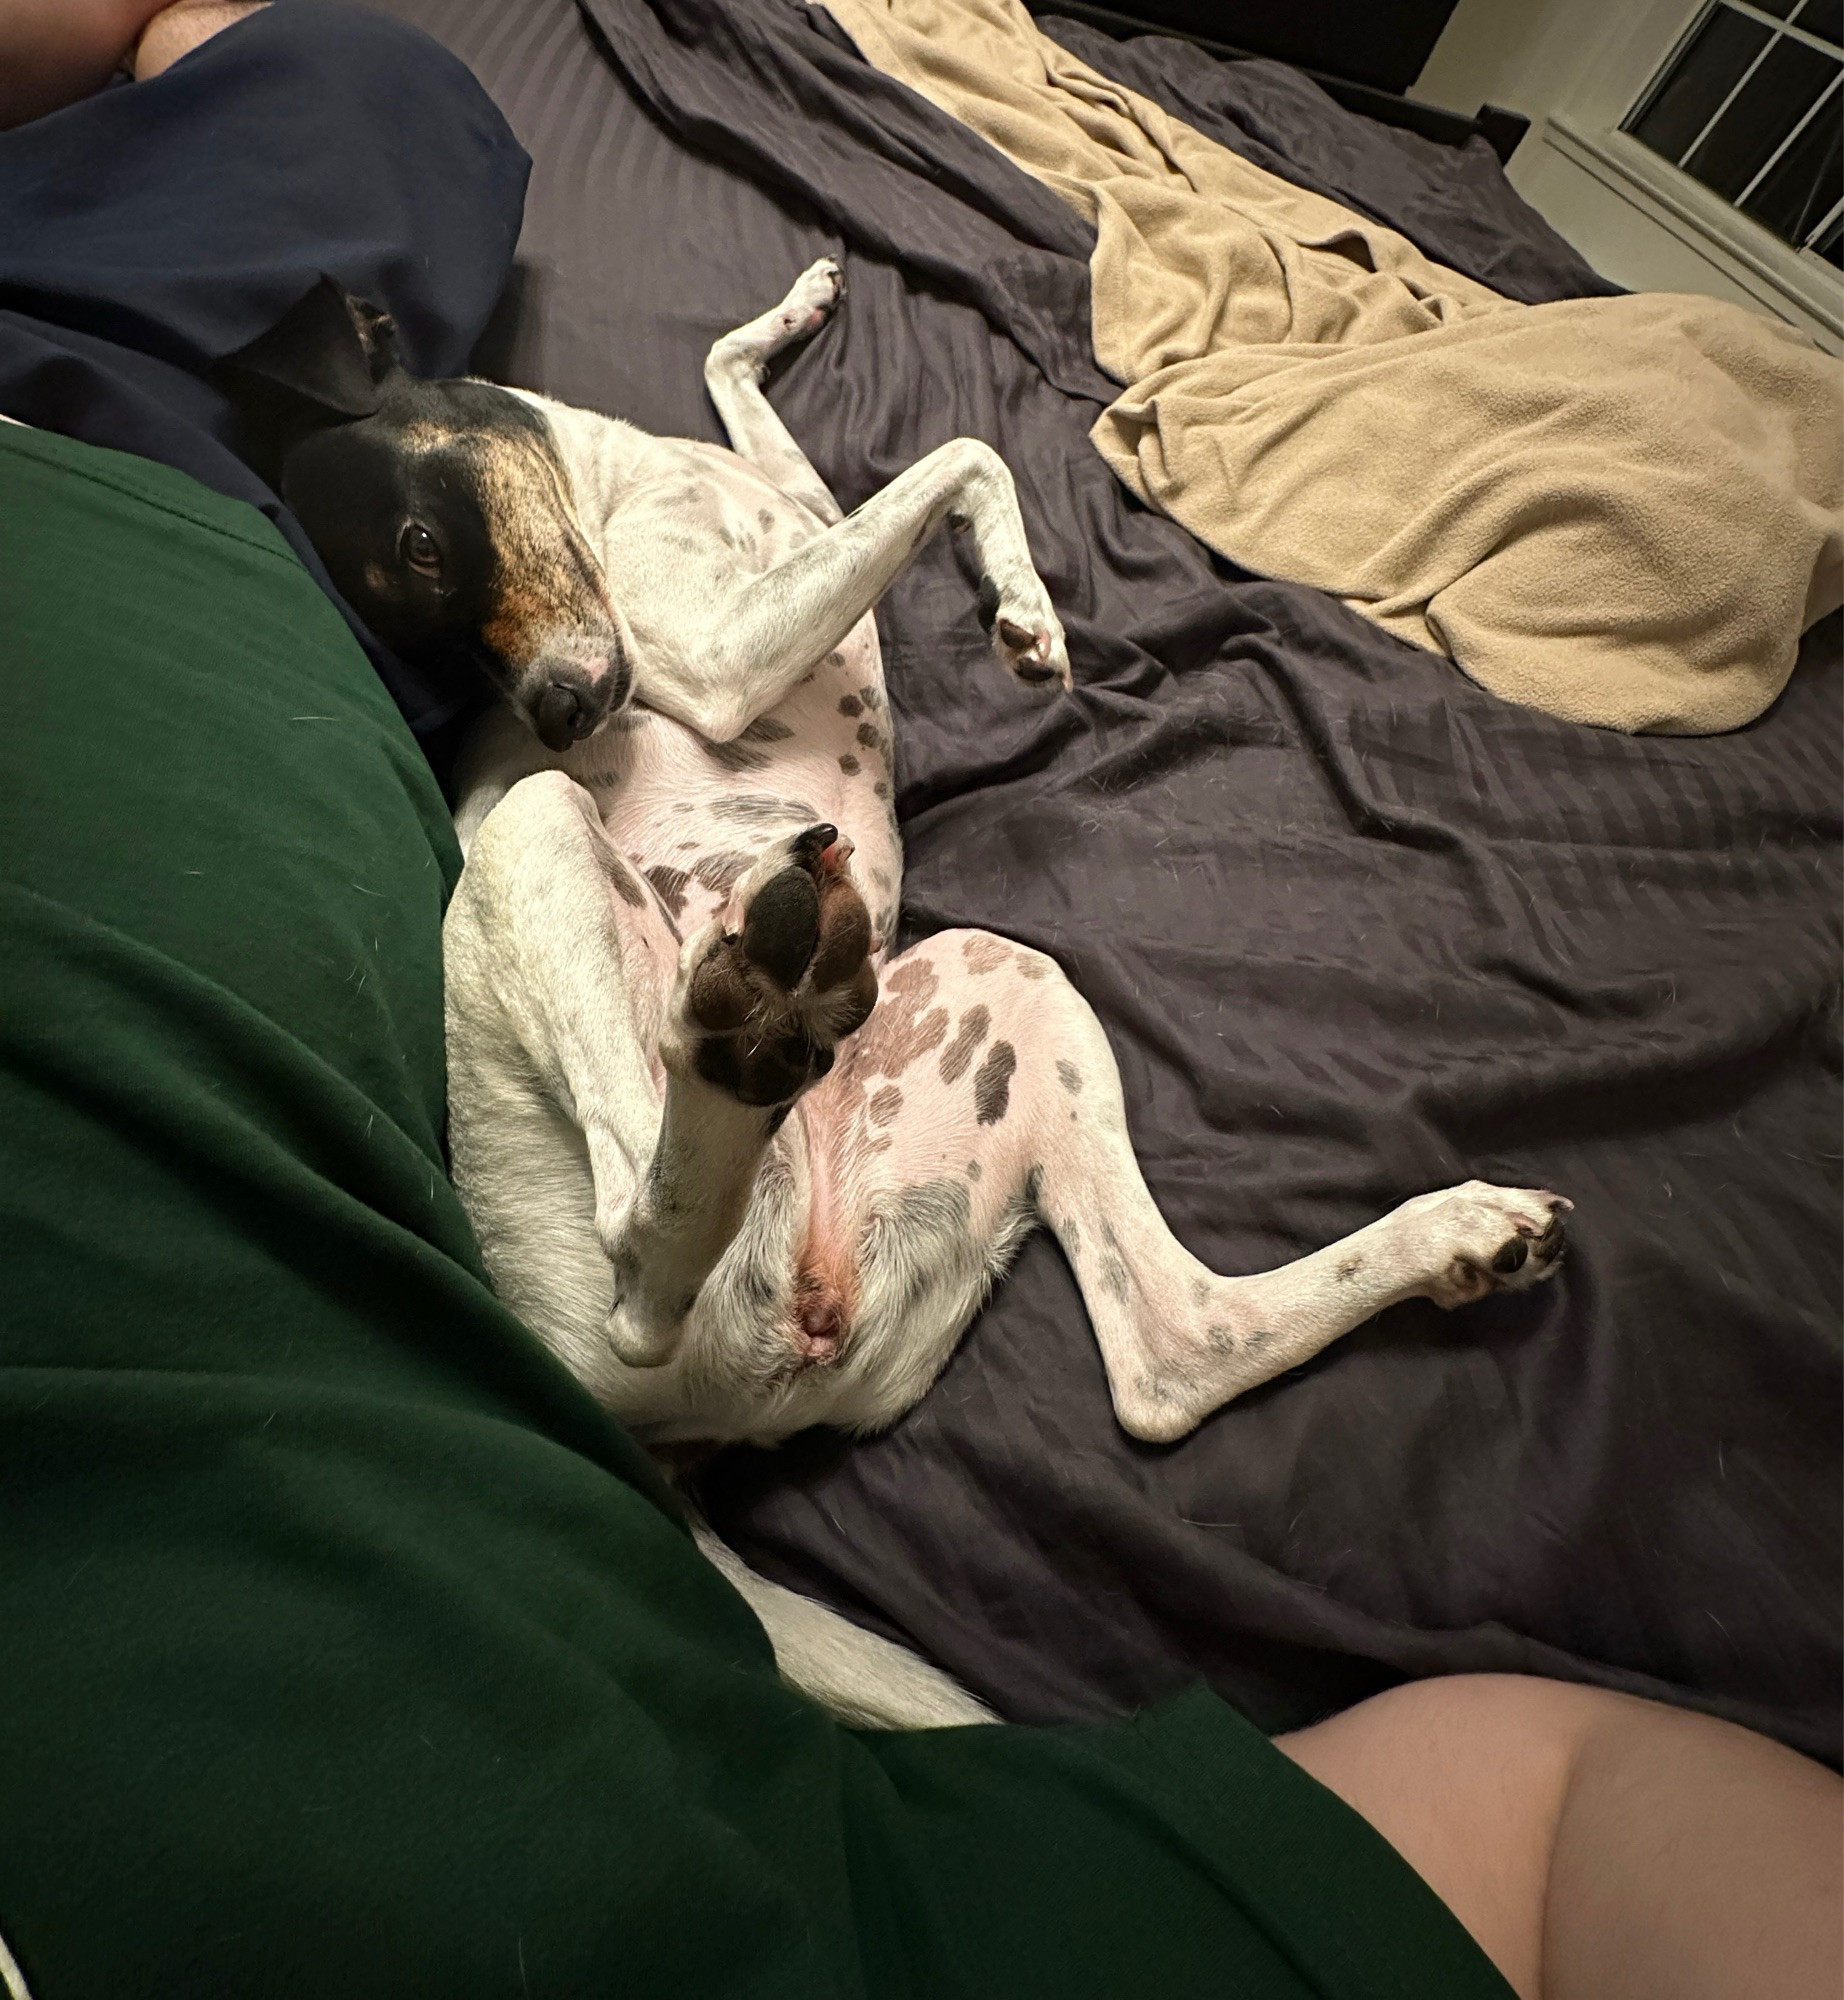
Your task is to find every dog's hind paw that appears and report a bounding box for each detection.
[1408,1182,1572,1309]
[666,823,878,1108]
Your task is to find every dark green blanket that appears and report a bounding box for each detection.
[0,424,1508,1998]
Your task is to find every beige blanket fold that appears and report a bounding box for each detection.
[824,0,1843,734]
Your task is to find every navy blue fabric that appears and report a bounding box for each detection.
[0,0,529,737]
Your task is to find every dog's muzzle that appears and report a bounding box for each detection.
[524,652,630,752]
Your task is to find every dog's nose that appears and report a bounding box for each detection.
[533,680,598,752]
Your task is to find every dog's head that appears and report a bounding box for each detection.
[224,279,630,749]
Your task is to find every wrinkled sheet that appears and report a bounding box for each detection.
[372,0,1842,1760]
[825,0,1844,735]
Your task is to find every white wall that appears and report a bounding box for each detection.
[1414,0,1610,122]
[1413,0,1843,351]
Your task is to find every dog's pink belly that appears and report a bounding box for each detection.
[575,617,901,948]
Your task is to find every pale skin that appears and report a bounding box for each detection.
[0,0,266,129]
[1278,1673,1842,2000]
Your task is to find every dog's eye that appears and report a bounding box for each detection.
[400,524,441,575]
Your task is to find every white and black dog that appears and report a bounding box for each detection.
[234,263,1568,1721]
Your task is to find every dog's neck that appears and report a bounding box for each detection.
[504,389,665,542]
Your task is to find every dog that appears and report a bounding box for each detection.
[231,261,1569,1721]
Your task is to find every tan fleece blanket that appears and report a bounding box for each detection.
[824,0,1843,733]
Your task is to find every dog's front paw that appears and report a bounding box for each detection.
[1408,1181,1571,1309]
[666,824,878,1107]
[769,257,844,345]
[976,570,1071,691]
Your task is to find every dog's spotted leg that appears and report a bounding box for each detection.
[645,435,1071,740]
[1080,1178,1571,1445]
[603,823,878,1368]
[704,258,848,527]
[1027,987,1570,1440]
[443,771,684,1367]
[1025,975,1571,1438]
[851,932,1570,1446]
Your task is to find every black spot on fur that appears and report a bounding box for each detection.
[741,715,795,743]
[966,1159,982,1181]
[712,794,819,825]
[870,1179,974,1314]
[873,781,889,800]
[939,1004,991,1084]
[1101,1257,1129,1302]
[700,736,771,773]
[839,753,860,776]
[838,694,863,718]
[644,864,690,917]
[691,850,752,895]
[601,852,646,908]
[973,1039,1016,1125]
[869,1084,903,1125]
[976,576,1000,632]
[1056,1060,1082,1094]
[856,722,882,753]
[1337,1255,1363,1282]
[757,509,775,533]
[859,685,882,710]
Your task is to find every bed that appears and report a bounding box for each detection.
[344,0,1840,1764]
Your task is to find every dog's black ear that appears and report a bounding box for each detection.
[220,275,400,418]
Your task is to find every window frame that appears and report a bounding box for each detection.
[1540,0,1843,335]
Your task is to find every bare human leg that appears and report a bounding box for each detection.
[1278,1673,1843,2000]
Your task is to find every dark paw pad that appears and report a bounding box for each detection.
[677,821,879,1112]
[695,1026,826,1107]
[742,866,822,990]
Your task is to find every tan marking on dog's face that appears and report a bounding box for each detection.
[467,431,615,669]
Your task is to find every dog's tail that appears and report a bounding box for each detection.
[690,1518,997,1731]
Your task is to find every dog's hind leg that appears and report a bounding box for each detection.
[872,932,1570,1446]
[704,259,847,526]
[1031,980,1569,1442]
[443,770,684,1378]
